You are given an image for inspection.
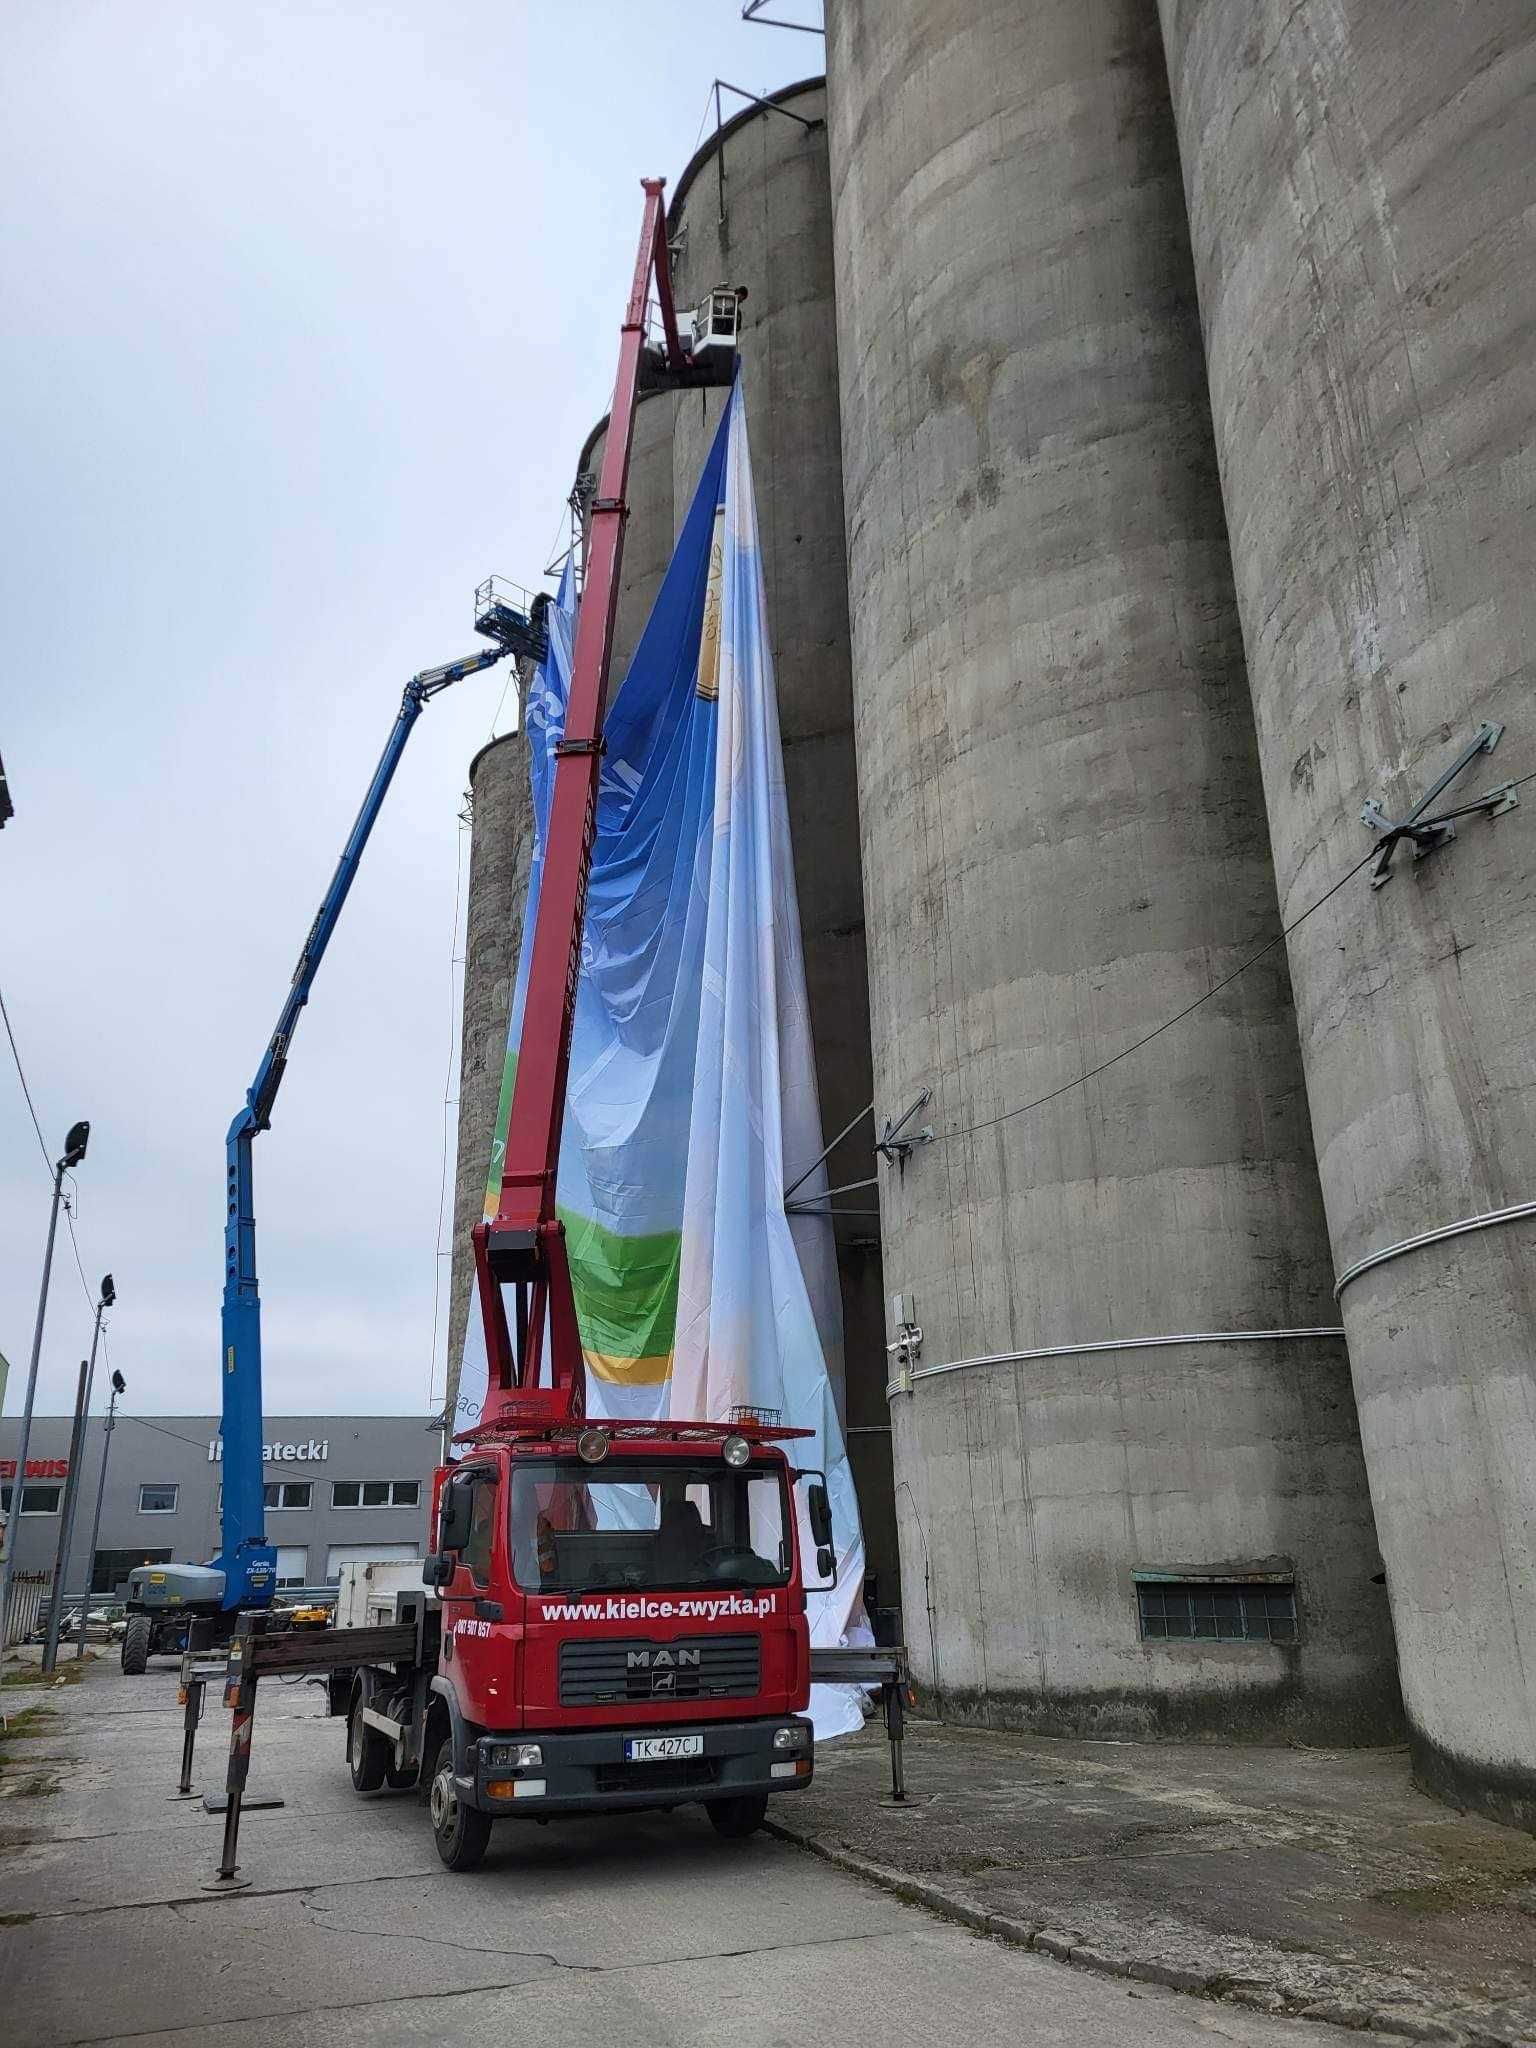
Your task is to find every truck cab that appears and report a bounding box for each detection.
[343,1421,828,1870]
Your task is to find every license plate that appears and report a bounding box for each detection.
[623,1734,704,1762]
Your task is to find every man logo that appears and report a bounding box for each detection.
[626,1645,701,1693]
[625,1647,702,1670]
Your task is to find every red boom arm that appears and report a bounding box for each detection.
[471,180,681,1432]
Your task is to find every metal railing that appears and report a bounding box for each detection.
[2,1570,50,1649]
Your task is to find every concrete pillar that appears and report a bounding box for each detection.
[827,0,1398,1737]
[574,82,898,1605]
[444,729,532,1428]
[669,82,896,1608]
[1158,0,1536,1819]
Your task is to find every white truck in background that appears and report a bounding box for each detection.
[330,1556,428,1631]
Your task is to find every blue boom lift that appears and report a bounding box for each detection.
[120,596,546,1673]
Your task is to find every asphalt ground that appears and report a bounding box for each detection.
[771,1715,1536,2045]
[0,1656,1367,2048]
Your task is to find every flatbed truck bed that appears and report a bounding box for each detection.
[178,1610,910,1886]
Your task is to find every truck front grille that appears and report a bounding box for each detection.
[593,1757,723,1795]
[558,1634,761,1707]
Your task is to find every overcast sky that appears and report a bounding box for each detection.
[0,2,817,1422]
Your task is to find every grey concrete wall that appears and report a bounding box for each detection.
[575,83,898,1604]
[1157,1,1536,1814]
[826,0,1397,1738]
[444,729,533,1428]
[668,82,896,1608]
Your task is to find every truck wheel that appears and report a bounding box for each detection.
[348,1700,389,1792]
[706,1792,769,1839]
[120,1616,151,1675]
[429,1737,491,1872]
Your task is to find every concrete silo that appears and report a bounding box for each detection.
[667,81,897,1608]
[444,729,532,1427]
[1158,1,1536,1819]
[826,0,1398,1736]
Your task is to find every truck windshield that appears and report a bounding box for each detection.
[508,1459,791,1596]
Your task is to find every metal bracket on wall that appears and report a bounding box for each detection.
[885,1292,923,1393]
[1361,720,1517,888]
[876,1090,934,1173]
[741,1,824,32]
[706,80,824,235]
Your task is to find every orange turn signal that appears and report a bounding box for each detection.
[484,1778,519,1800]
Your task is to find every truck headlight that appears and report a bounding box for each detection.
[484,1741,543,1770]
[722,1434,751,1468]
[772,1724,809,1752]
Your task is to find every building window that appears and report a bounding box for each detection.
[137,1483,179,1514]
[1136,1578,1297,1644]
[92,1548,172,1594]
[216,1481,313,1512]
[274,1546,309,1589]
[1,1483,62,1515]
[331,1480,421,1510]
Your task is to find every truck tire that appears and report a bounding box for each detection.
[429,1737,491,1872]
[120,1616,151,1675]
[706,1791,769,1839]
[348,1700,389,1792]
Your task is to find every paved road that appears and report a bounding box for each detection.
[0,1661,1357,2048]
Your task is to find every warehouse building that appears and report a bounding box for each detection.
[0,1415,437,1598]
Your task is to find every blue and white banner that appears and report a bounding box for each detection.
[460,383,868,1733]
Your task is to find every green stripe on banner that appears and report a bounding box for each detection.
[481,1049,519,1214]
[559,1206,680,1373]
[480,1047,680,1382]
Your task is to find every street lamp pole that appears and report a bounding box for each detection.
[42,1275,114,1672]
[76,1370,125,1660]
[0,1120,88,1658]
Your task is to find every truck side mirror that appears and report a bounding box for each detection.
[422,1552,455,1589]
[800,1476,836,1588]
[437,1473,476,1554]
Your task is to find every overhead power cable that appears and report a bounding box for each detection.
[1,974,101,1317]
[119,1413,209,1452]
[931,766,1536,1149]
[0,978,52,1172]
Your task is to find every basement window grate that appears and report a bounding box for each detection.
[1136,1580,1297,1644]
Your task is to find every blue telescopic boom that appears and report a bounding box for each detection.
[214,648,505,1610]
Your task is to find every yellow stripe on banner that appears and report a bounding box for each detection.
[584,1348,674,1387]
[696,505,725,701]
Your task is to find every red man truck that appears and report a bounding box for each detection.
[332,1417,834,1869]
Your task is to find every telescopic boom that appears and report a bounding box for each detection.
[471,179,688,1434]
[215,646,505,1608]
